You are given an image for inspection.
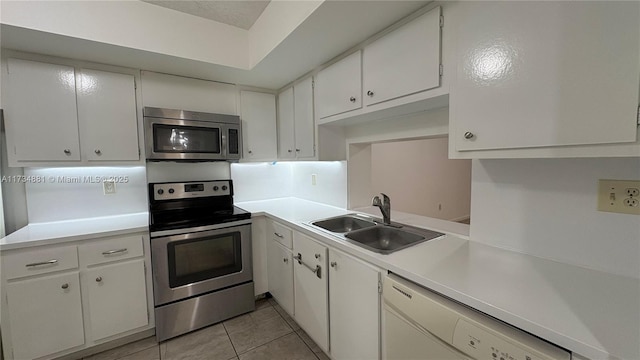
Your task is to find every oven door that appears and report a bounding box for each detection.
[145,117,223,160]
[151,221,252,306]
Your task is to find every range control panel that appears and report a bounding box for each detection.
[153,180,231,200]
[452,319,569,360]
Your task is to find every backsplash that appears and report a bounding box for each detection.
[231,161,347,208]
[24,167,148,223]
[470,158,640,278]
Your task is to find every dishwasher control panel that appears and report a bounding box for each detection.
[452,318,567,360]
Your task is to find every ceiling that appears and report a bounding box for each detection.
[141,0,270,30]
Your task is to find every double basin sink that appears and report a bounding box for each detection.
[311,214,444,254]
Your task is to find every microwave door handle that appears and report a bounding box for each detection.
[221,126,227,158]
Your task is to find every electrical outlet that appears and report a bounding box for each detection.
[311,174,317,186]
[103,180,117,195]
[597,179,640,215]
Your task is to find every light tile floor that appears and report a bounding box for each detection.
[84,298,329,360]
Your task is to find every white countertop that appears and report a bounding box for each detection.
[238,198,639,360]
[0,212,149,250]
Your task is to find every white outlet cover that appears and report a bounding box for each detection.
[103,180,117,195]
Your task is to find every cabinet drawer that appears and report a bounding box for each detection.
[2,245,78,280]
[79,235,144,267]
[270,220,293,249]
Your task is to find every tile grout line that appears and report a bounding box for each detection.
[222,321,241,359]
[233,300,299,357]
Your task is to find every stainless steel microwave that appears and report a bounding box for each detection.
[143,107,242,161]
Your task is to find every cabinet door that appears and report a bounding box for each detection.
[85,259,148,341]
[452,2,640,152]
[5,58,81,161]
[294,77,315,158]
[277,87,296,159]
[240,91,277,161]
[329,248,381,360]
[6,272,85,359]
[293,232,328,352]
[267,238,294,316]
[363,7,441,107]
[316,51,362,119]
[78,69,140,161]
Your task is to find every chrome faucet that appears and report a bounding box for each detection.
[372,193,391,226]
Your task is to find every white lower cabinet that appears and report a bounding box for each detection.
[6,272,85,360]
[293,231,329,352]
[328,248,381,360]
[84,259,148,341]
[266,238,294,316]
[1,233,152,360]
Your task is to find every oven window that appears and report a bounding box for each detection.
[168,232,242,288]
[153,124,221,153]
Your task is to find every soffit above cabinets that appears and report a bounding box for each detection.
[141,1,270,30]
[0,0,429,89]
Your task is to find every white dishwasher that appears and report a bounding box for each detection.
[383,274,571,360]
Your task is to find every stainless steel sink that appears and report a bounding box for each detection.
[312,214,376,233]
[310,214,445,254]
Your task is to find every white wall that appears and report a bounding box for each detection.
[230,161,347,208]
[470,158,640,279]
[371,138,471,221]
[24,167,147,223]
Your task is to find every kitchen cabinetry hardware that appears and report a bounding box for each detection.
[248,150,253,154]
[294,253,322,279]
[274,232,284,238]
[26,259,58,268]
[64,149,71,155]
[349,97,356,103]
[367,90,375,97]
[296,149,301,152]
[463,132,474,140]
[287,149,292,153]
[330,261,337,268]
[95,276,103,282]
[315,253,321,259]
[283,258,289,263]
[94,149,101,155]
[102,248,128,256]
[61,283,69,290]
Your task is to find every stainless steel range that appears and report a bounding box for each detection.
[148,179,254,341]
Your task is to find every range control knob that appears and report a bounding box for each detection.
[168,188,175,194]
[157,189,164,195]
[213,186,219,191]
[222,185,228,191]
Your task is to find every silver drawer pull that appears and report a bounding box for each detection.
[102,248,128,256]
[61,283,69,290]
[274,232,284,238]
[26,259,58,268]
[293,253,322,279]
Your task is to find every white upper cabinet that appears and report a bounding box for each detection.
[277,87,296,159]
[240,91,277,161]
[451,1,640,154]
[6,58,81,162]
[316,51,362,119]
[277,77,316,160]
[78,69,139,161]
[4,57,142,166]
[293,77,315,159]
[363,6,442,107]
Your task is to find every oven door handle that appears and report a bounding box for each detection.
[293,253,322,279]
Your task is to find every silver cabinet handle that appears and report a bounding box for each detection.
[283,258,289,264]
[274,232,284,238]
[63,149,71,155]
[349,96,356,103]
[248,150,253,154]
[293,253,322,279]
[367,90,374,97]
[330,261,337,268]
[61,283,69,290]
[96,276,103,282]
[296,149,301,152]
[288,149,292,153]
[102,248,128,256]
[464,131,475,140]
[26,259,58,268]
[94,149,102,155]
[315,253,321,260]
